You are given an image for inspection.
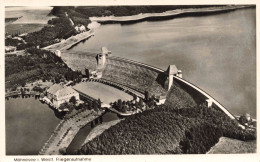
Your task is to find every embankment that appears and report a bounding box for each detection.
[90,5,253,24]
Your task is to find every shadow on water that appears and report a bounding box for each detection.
[66,110,121,155]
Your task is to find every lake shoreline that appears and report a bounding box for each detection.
[90,5,254,24]
[42,5,254,52]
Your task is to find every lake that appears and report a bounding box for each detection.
[5,97,60,155]
[69,8,256,118]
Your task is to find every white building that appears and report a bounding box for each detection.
[75,25,86,33]
[47,84,79,108]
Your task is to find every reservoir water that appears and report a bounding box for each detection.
[5,97,60,155]
[69,8,256,118]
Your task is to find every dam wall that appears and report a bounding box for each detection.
[173,76,235,119]
[61,51,235,119]
[61,51,98,72]
[103,56,168,95]
[61,51,167,95]
[105,55,235,119]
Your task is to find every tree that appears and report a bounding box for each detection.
[97,98,101,108]
[77,103,84,110]
[133,94,137,100]
[85,68,90,78]
[139,99,144,108]
[55,77,60,83]
[60,102,74,112]
[117,99,122,111]
[93,100,98,111]
[69,96,77,105]
[88,101,93,110]
[145,90,149,103]
[122,105,127,112]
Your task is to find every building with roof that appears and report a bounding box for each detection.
[47,84,79,108]
[75,25,86,33]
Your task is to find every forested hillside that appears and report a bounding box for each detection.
[77,105,255,154]
[5,48,81,90]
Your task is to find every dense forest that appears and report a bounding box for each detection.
[51,6,226,18]
[77,104,255,154]
[5,48,81,90]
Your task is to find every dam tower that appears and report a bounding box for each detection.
[166,65,178,91]
[97,53,106,66]
[97,46,111,66]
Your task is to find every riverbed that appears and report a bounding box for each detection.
[69,8,256,118]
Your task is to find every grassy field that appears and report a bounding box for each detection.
[5,24,46,36]
[73,82,133,104]
[207,137,256,154]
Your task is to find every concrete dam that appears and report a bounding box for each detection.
[61,50,235,119]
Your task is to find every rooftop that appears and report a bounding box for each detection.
[47,84,78,98]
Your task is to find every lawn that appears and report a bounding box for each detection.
[73,82,133,104]
[207,137,256,154]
